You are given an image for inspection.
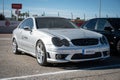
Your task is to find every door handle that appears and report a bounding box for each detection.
[22,36,28,39]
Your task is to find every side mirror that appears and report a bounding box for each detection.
[23,26,31,31]
[104,27,112,31]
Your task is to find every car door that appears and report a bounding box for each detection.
[20,18,35,53]
[16,19,27,49]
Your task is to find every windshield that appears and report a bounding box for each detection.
[107,18,120,29]
[35,17,77,29]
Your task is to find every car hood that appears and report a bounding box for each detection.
[38,28,102,40]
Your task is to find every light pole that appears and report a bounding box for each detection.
[71,12,73,20]
[2,0,4,15]
[99,0,101,18]
[58,12,59,17]
[84,13,86,21]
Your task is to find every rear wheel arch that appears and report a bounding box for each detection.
[12,38,21,54]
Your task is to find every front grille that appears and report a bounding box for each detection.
[71,52,102,59]
[71,38,98,46]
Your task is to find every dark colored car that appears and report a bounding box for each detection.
[81,18,120,54]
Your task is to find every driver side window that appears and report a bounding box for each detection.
[19,18,33,29]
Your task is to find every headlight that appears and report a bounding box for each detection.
[52,37,63,47]
[52,37,70,47]
[100,36,108,45]
[62,39,70,47]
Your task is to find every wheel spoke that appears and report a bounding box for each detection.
[40,55,44,63]
[12,40,16,53]
[117,41,120,53]
[36,42,45,63]
[117,44,120,50]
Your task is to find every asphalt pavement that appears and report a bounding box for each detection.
[0,34,120,80]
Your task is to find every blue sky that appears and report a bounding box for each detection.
[0,0,120,19]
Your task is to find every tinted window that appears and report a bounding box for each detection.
[35,18,77,29]
[107,18,120,29]
[97,19,112,31]
[19,20,26,29]
[19,18,33,29]
[83,19,97,30]
[26,18,33,29]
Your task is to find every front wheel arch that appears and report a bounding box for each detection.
[35,40,48,66]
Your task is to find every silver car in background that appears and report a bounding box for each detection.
[12,17,110,66]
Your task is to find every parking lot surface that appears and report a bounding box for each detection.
[0,34,120,80]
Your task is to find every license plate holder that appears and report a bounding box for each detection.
[82,49,95,55]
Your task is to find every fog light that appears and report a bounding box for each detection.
[103,51,109,56]
[55,54,68,60]
[56,54,62,59]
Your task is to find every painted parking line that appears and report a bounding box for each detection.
[1,64,120,80]
[0,38,11,40]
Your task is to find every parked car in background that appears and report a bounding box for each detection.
[81,18,120,54]
[12,17,110,66]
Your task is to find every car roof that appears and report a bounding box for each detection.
[91,17,120,20]
[33,16,66,19]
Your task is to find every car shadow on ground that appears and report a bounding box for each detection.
[48,55,120,70]
[23,52,120,70]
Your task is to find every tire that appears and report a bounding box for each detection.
[117,40,120,54]
[12,39,21,54]
[36,40,48,66]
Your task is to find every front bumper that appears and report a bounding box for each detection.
[47,46,110,63]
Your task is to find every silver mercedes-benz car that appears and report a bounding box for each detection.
[12,17,110,66]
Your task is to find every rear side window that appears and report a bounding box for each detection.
[97,19,112,31]
[83,19,97,30]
